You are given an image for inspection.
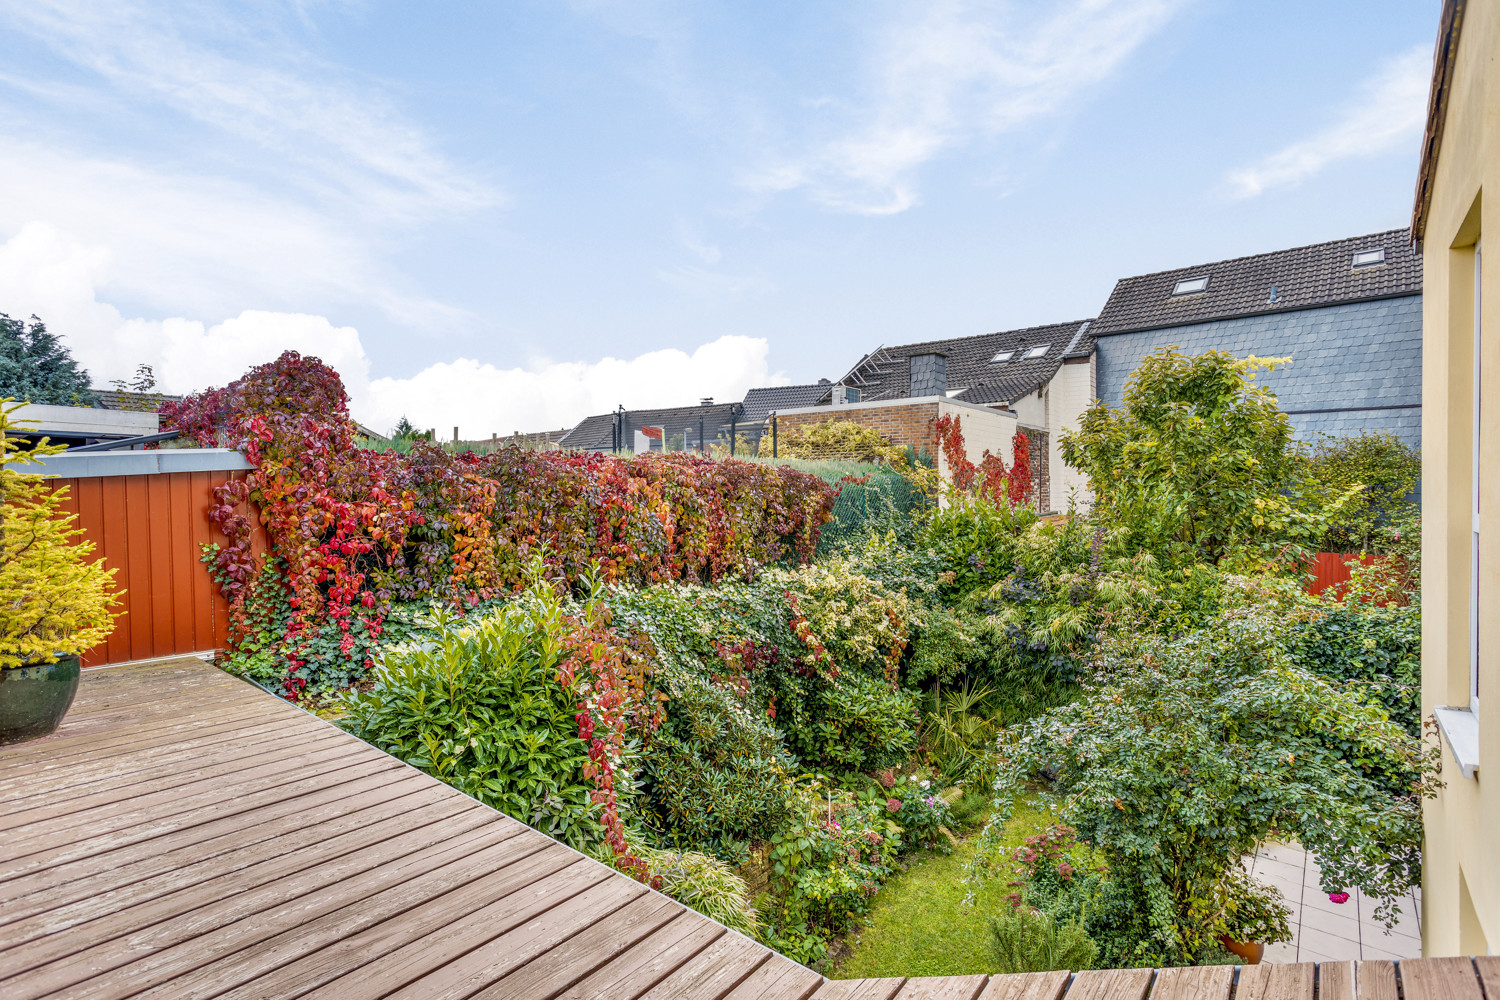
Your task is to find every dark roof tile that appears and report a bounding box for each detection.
[836,320,1093,407]
[560,402,742,452]
[1091,228,1421,336]
[739,383,831,424]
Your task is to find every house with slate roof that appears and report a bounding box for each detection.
[558,400,746,454]
[763,320,1098,510]
[1090,228,1423,447]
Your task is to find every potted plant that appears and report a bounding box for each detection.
[0,401,120,745]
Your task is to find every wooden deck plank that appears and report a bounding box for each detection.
[1475,958,1500,1000]
[1318,961,1356,1000]
[1236,963,1314,1000]
[1057,969,1153,1000]
[633,932,771,1000]
[555,912,725,1000]
[1355,962,1399,1000]
[136,829,562,1000]
[0,779,458,945]
[733,955,826,1000]
[466,891,685,1000]
[0,725,350,832]
[718,952,825,1000]
[307,861,624,999]
[812,978,908,1000]
[1148,965,1233,1000]
[1399,957,1482,1000]
[892,974,990,1000]
[0,766,425,905]
[976,970,1070,1000]
[377,874,647,1000]
[0,797,492,992]
[17,815,514,1000]
[0,739,390,859]
[0,753,407,884]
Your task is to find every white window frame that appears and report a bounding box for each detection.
[1472,239,1483,717]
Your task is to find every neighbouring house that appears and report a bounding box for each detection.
[737,382,833,428]
[558,400,745,454]
[1090,229,1423,447]
[1413,0,1497,957]
[773,320,1095,511]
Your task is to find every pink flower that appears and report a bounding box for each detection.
[1057,861,1075,880]
[886,798,903,813]
[878,770,896,789]
[1328,892,1350,904]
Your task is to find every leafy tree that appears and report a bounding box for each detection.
[975,606,1437,967]
[1061,347,1337,570]
[1300,431,1420,553]
[0,314,96,406]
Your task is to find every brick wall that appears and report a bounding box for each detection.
[1094,296,1422,447]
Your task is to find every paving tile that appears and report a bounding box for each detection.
[1295,927,1365,963]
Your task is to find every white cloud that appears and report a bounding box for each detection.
[1225,45,1431,199]
[748,0,1188,214]
[0,224,780,438]
[0,0,498,220]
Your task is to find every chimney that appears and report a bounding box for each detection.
[909,353,947,397]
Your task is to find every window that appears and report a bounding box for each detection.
[1024,345,1050,359]
[990,350,1015,363]
[1473,239,1483,717]
[1171,276,1209,295]
[1352,248,1387,268]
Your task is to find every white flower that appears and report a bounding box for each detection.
[920,780,931,789]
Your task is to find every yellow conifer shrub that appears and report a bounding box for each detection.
[0,402,120,668]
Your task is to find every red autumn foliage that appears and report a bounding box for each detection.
[934,413,1036,507]
[163,351,838,696]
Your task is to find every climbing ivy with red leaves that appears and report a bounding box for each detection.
[933,414,1036,507]
[165,351,837,697]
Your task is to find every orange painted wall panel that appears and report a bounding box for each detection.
[47,469,263,667]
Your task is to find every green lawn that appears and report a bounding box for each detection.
[831,797,1051,980]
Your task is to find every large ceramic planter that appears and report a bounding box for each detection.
[1219,935,1264,965]
[0,654,82,746]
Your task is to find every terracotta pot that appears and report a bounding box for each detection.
[0,654,82,745]
[1219,935,1264,965]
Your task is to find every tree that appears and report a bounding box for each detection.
[1061,347,1334,569]
[0,314,96,406]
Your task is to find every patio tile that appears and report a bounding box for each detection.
[1294,927,1365,963]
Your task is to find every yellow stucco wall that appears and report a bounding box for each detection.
[1421,0,1500,957]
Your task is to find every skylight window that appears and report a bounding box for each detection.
[990,350,1015,363]
[1171,276,1209,296]
[1352,248,1386,268]
[1025,345,1050,359]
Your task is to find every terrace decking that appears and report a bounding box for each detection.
[0,660,1494,1000]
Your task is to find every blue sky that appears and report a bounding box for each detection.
[0,0,1438,433]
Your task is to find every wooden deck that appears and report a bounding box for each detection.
[1,660,1494,1000]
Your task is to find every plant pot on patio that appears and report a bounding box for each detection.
[1218,935,1264,965]
[0,400,121,745]
[0,654,82,745]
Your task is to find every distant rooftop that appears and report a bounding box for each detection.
[559,401,742,452]
[1091,228,1421,337]
[738,382,831,425]
[834,319,1094,408]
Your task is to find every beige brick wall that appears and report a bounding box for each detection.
[771,400,943,459]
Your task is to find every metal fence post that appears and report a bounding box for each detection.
[772,415,778,459]
[729,414,736,457]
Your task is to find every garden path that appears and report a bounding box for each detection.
[1250,843,1423,963]
[0,658,1488,1000]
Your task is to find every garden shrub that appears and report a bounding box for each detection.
[974,608,1437,967]
[756,419,905,463]
[626,842,761,936]
[760,777,903,966]
[641,663,795,854]
[989,906,1098,975]
[1287,603,1420,735]
[341,570,662,858]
